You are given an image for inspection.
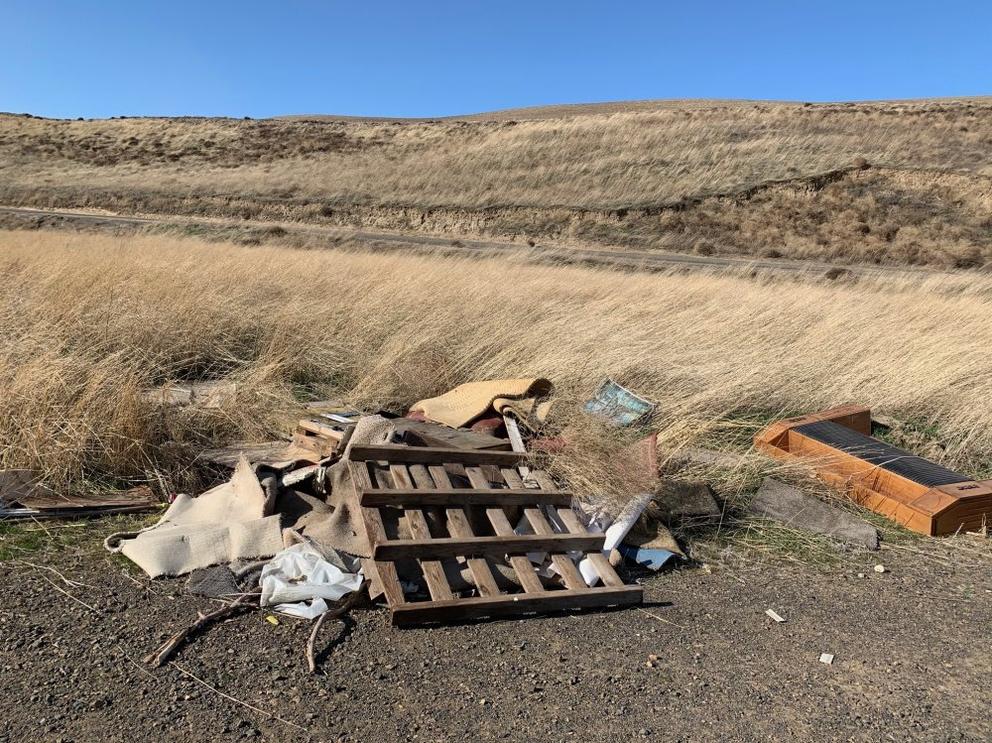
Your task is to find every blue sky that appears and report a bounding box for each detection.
[1,1,989,119]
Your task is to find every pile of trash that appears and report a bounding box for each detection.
[4,376,912,670]
[93,377,705,668]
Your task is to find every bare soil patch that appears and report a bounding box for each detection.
[2,519,990,742]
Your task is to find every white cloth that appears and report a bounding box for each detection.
[260,542,363,618]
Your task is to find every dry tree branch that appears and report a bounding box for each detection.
[306,588,366,674]
[144,591,259,668]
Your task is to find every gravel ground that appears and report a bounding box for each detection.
[2,522,991,742]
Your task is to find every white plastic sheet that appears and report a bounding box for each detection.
[260,543,363,618]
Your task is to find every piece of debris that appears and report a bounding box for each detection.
[144,591,259,667]
[819,653,835,665]
[755,405,992,536]
[1,472,158,520]
[199,418,352,470]
[354,442,642,624]
[749,478,880,550]
[306,589,366,674]
[292,418,348,460]
[624,514,685,560]
[186,565,241,599]
[302,399,360,417]
[874,564,887,574]
[765,609,786,623]
[409,378,554,430]
[576,492,654,586]
[391,417,511,451]
[617,543,677,571]
[648,480,722,527]
[198,441,297,468]
[142,379,237,408]
[104,456,283,578]
[260,542,363,619]
[584,378,656,427]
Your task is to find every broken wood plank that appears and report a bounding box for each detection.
[407,463,447,535]
[391,586,643,626]
[358,488,573,507]
[349,444,526,466]
[374,533,603,561]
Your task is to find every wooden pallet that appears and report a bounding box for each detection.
[350,444,642,625]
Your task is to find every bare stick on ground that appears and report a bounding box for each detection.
[144,591,259,668]
[306,588,366,674]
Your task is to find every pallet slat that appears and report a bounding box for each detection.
[374,533,604,560]
[555,505,625,588]
[350,444,526,466]
[351,462,406,607]
[523,506,587,590]
[391,586,643,625]
[428,464,503,597]
[465,466,546,594]
[390,464,454,602]
[359,488,573,507]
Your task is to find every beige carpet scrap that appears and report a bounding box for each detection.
[105,456,283,578]
[411,378,553,429]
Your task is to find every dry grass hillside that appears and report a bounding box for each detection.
[3,229,992,505]
[2,98,992,268]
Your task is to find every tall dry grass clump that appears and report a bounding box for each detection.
[2,229,991,499]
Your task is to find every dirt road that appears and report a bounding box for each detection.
[2,521,990,742]
[0,205,942,279]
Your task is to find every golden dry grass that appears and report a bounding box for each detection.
[3,98,992,267]
[2,229,991,506]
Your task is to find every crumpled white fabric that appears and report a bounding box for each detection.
[260,543,363,618]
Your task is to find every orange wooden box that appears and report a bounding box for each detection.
[754,405,992,536]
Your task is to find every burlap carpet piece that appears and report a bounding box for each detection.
[105,456,283,578]
[303,415,395,558]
